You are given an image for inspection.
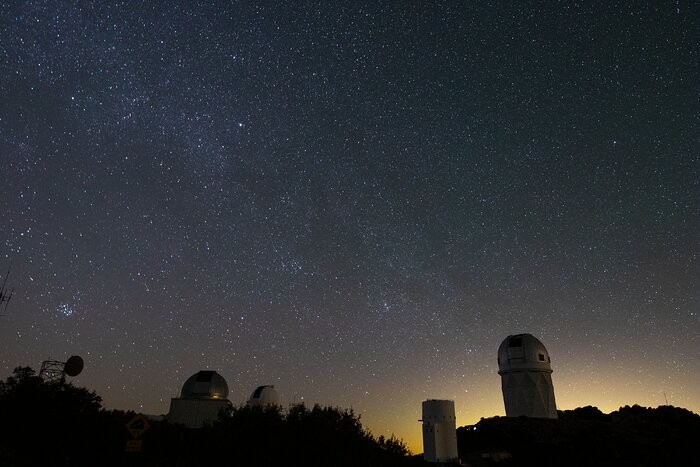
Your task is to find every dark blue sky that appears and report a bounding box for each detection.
[1,1,698,450]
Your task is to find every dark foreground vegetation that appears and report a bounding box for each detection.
[457,404,700,466]
[2,366,698,467]
[0,367,423,467]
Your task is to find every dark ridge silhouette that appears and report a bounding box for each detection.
[457,405,700,466]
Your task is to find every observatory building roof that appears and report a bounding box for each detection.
[181,370,229,400]
[247,385,280,407]
[497,333,553,374]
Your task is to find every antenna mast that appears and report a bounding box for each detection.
[0,267,14,316]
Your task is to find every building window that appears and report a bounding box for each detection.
[508,337,522,347]
[538,354,545,362]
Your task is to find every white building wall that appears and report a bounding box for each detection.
[168,398,230,428]
[501,371,557,418]
[421,400,458,464]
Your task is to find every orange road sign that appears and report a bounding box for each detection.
[126,414,151,438]
[125,439,143,452]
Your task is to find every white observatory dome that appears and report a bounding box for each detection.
[181,370,229,400]
[498,333,552,374]
[247,385,280,407]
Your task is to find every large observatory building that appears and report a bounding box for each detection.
[168,370,231,427]
[497,334,558,419]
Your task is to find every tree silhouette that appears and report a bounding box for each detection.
[0,367,127,467]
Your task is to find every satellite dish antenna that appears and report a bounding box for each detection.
[40,355,85,382]
[64,355,84,377]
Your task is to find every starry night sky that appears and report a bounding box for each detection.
[1,1,698,452]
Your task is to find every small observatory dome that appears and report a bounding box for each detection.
[181,370,229,400]
[498,333,552,374]
[247,385,280,407]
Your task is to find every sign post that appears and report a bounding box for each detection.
[125,414,151,453]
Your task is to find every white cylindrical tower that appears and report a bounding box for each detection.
[421,399,459,464]
[497,333,557,419]
[247,385,280,408]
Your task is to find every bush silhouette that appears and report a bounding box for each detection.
[0,367,128,466]
[0,367,420,467]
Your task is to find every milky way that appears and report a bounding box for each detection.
[1,1,698,451]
